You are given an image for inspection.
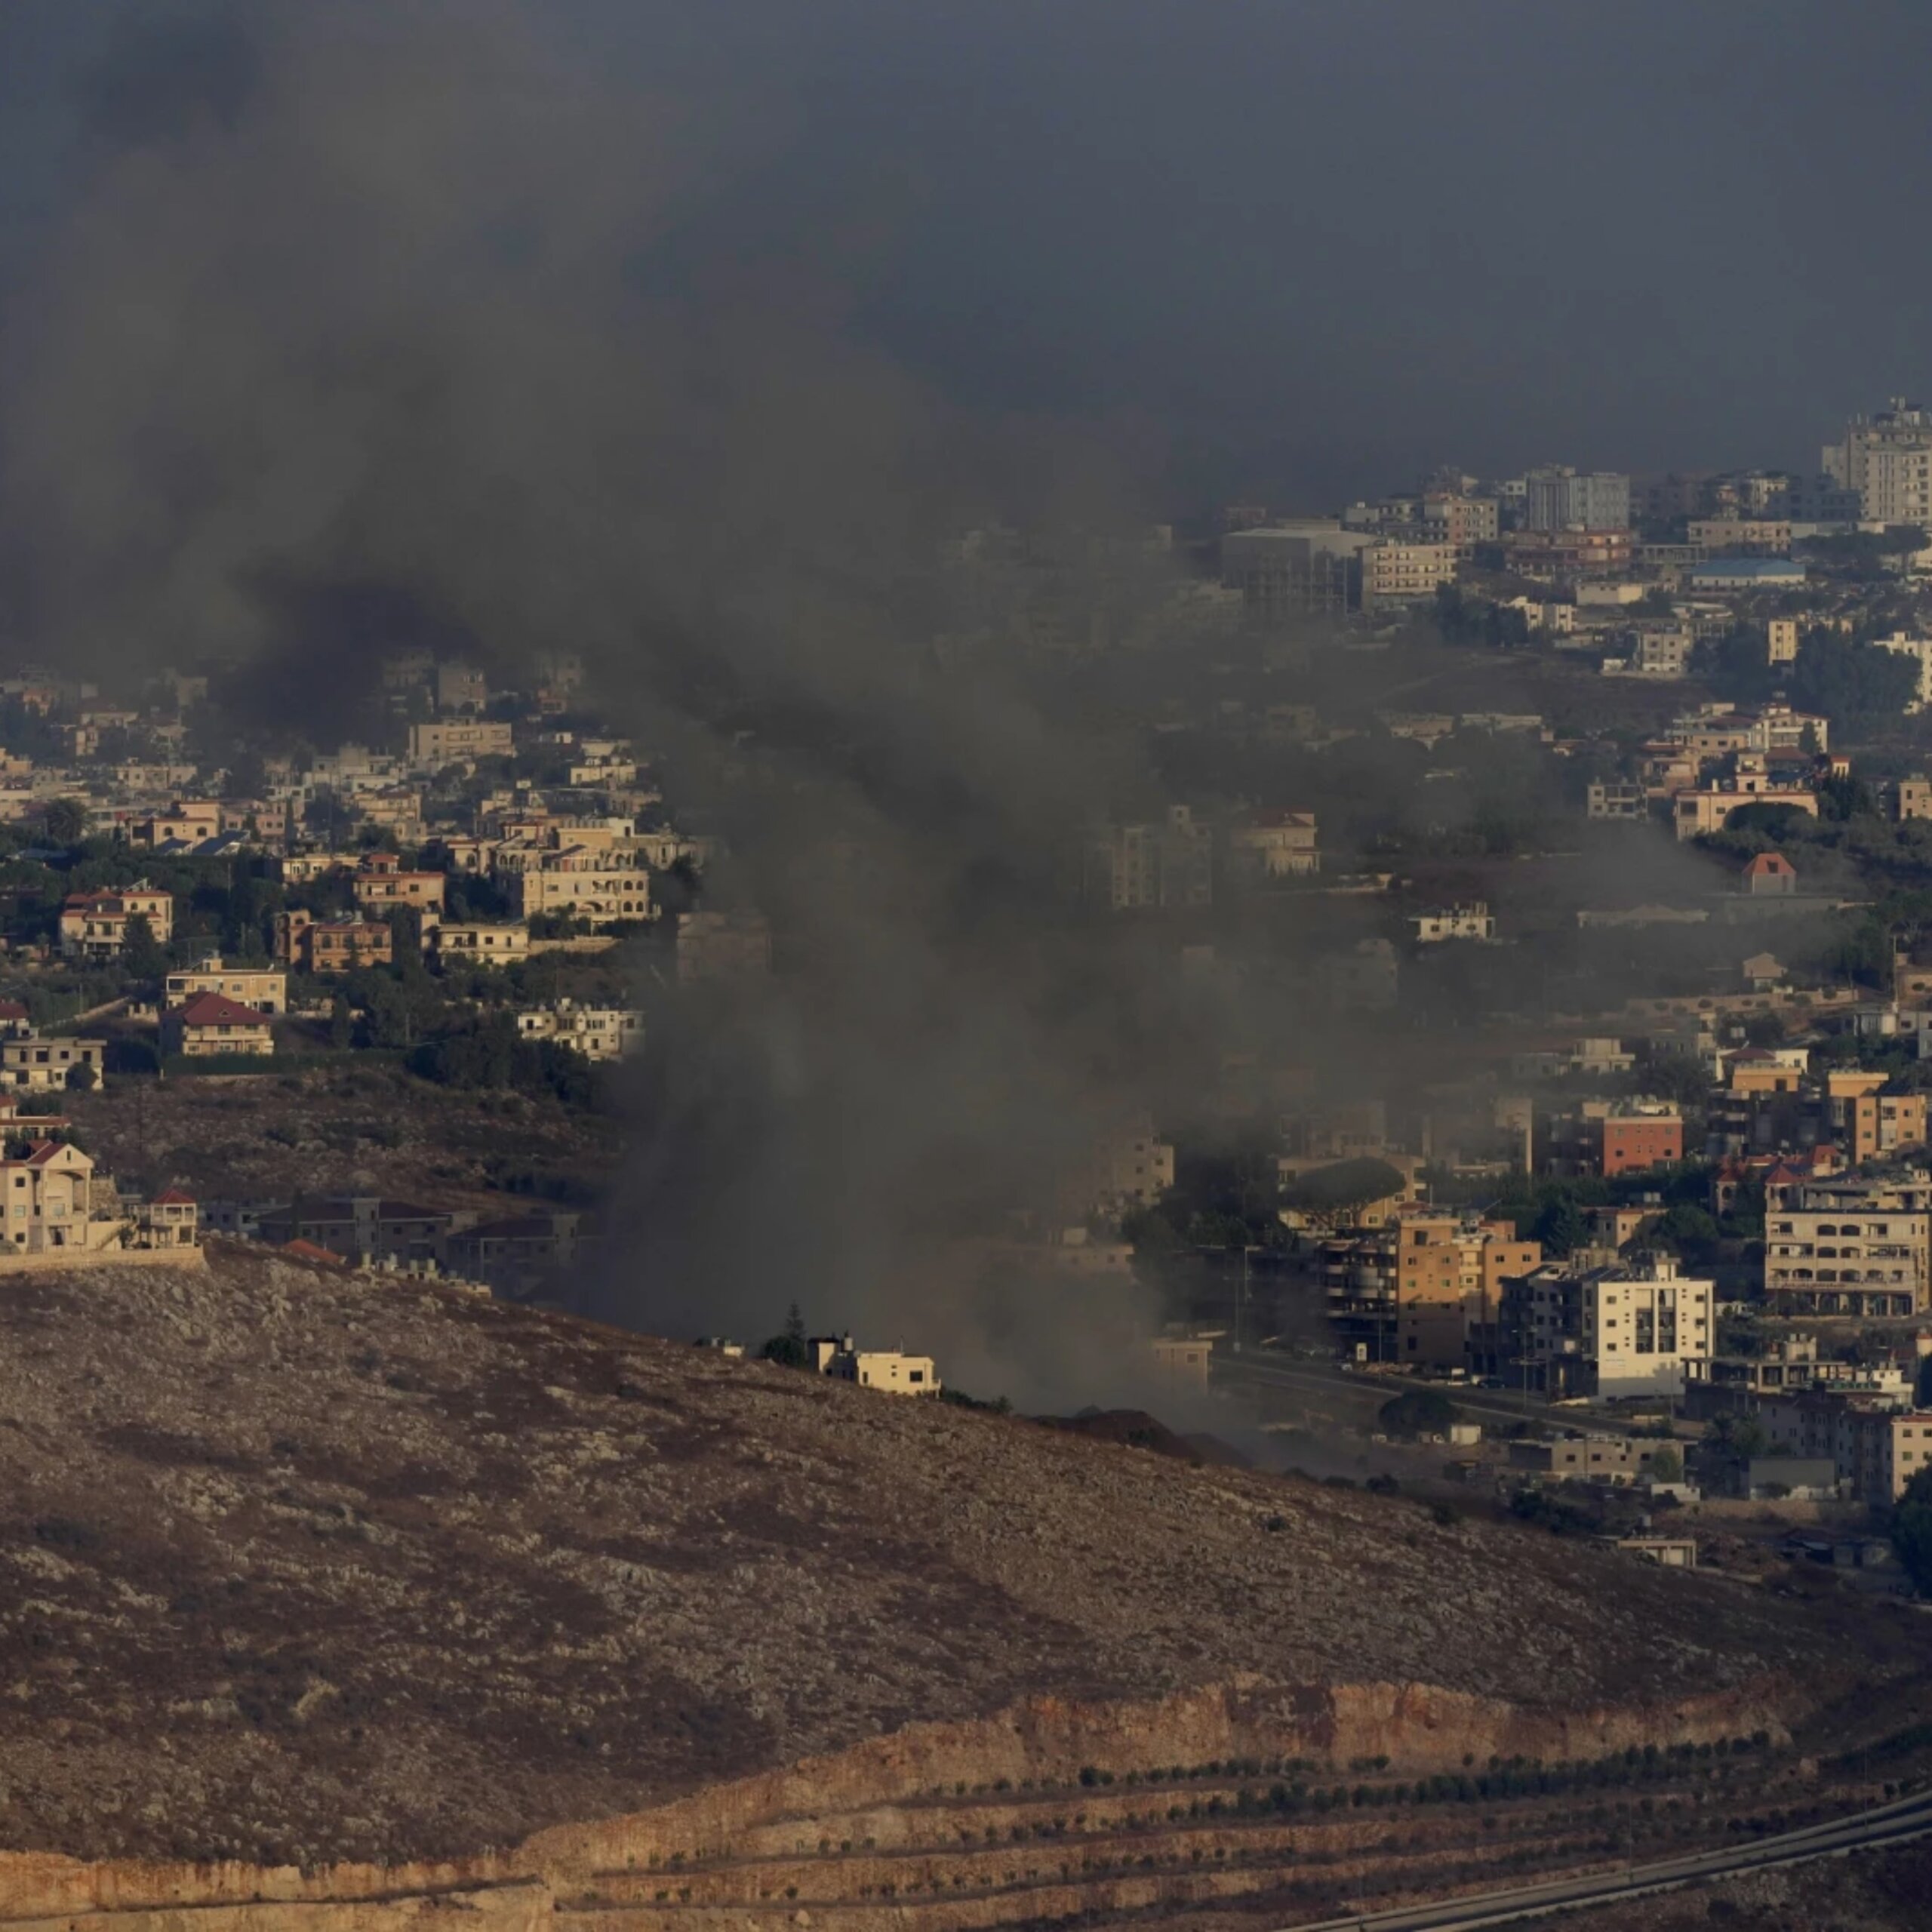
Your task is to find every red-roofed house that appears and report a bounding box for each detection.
[57,884,174,958]
[134,1188,199,1249]
[1743,851,1798,896]
[160,992,275,1059]
[0,1140,112,1253]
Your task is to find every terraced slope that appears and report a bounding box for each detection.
[0,1241,1921,1872]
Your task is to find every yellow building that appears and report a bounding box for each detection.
[165,958,288,1014]
[407,719,514,767]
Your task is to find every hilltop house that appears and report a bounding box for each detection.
[58,884,173,959]
[164,956,288,1015]
[161,992,275,1059]
[1743,851,1798,896]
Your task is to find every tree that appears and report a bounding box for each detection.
[1532,1192,1588,1257]
[41,797,86,847]
[1647,1445,1684,1484]
[1892,1466,1932,1598]
[1785,632,1920,726]
[760,1303,810,1369]
[1918,1355,1932,1410]
[119,914,165,984]
[328,995,352,1052]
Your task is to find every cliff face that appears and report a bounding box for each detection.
[0,1246,1916,1873]
[0,1675,1796,1931]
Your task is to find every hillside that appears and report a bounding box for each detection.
[0,1244,1924,1885]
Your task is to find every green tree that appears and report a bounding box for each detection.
[1892,1466,1932,1597]
[1532,1192,1588,1257]
[1647,1445,1684,1484]
[41,797,86,846]
[119,913,165,983]
[760,1303,810,1368]
[328,994,352,1052]
[1379,1389,1460,1438]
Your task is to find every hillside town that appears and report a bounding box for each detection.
[9,405,1932,1594]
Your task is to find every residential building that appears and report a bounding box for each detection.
[1687,518,1792,555]
[1524,466,1630,532]
[1587,780,1647,821]
[1763,1171,1932,1319]
[1421,491,1500,550]
[1673,780,1818,840]
[503,851,651,925]
[1501,528,1635,577]
[434,663,488,713]
[1869,632,1932,712]
[1362,538,1457,606]
[0,1141,116,1255]
[1407,903,1494,943]
[257,1195,454,1269]
[1742,851,1798,896]
[1897,777,1932,822]
[1574,1103,1684,1178]
[1506,1435,1662,1486]
[1226,808,1319,879]
[805,1334,942,1396]
[58,885,174,958]
[1149,1335,1214,1389]
[1687,558,1806,592]
[513,1001,643,1062]
[164,958,288,1014]
[1080,807,1212,910]
[407,718,514,767]
[1072,1114,1176,1215]
[1767,617,1800,665]
[1500,1253,1714,1399]
[274,910,395,973]
[0,1033,106,1091]
[1823,399,1932,525]
[162,992,275,1059]
[1220,521,1373,616]
[444,1210,593,1294]
[351,854,448,916]
[1755,1390,1932,1506]
[432,923,531,967]
[675,910,774,986]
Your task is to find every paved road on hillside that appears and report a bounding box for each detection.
[1212,1353,1648,1438]
[1275,1784,1932,1930]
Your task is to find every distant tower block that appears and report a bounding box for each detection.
[1767,617,1798,665]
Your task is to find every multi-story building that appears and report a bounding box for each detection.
[406,718,514,768]
[1869,632,1932,712]
[1500,1253,1713,1400]
[1407,903,1494,943]
[1422,492,1500,550]
[0,1140,115,1256]
[1823,399,1932,525]
[274,910,395,973]
[1762,1171,1932,1319]
[161,992,275,1059]
[1225,808,1319,879]
[1672,780,1819,840]
[1687,518,1793,555]
[257,1195,454,1269]
[1080,808,1212,911]
[0,1032,106,1091]
[501,849,651,925]
[1587,780,1648,820]
[351,854,448,916]
[434,663,488,713]
[1755,1390,1932,1505]
[675,910,773,985]
[1220,521,1373,616]
[513,1001,643,1062]
[58,884,174,958]
[163,957,288,1015]
[431,924,531,967]
[1524,466,1630,533]
[1362,538,1457,607]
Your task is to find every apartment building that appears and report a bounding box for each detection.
[273,910,395,973]
[58,884,174,958]
[1673,780,1819,840]
[503,850,651,925]
[351,854,448,915]
[513,1001,643,1062]
[1500,1253,1713,1399]
[1756,1390,1932,1505]
[1080,807,1212,911]
[1762,1171,1932,1319]
[1823,399,1932,525]
[1407,903,1494,943]
[1524,466,1630,532]
[0,1033,106,1091]
[1687,518,1792,555]
[406,718,514,768]
[431,924,531,967]
[1362,538,1457,607]
[1226,808,1319,879]
[164,958,288,1014]
[1220,521,1372,615]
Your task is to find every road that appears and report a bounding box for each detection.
[1211,1352,1632,1438]
[1274,1783,1932,1930]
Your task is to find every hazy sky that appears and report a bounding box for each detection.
[4,0,1931,510]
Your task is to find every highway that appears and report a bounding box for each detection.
[1274,1783,1932,1930]
[1211,1352,1595,1435]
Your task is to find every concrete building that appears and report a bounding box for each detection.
[434,663,488,713]
[1687,518,1792,555]
[0,1033,106,1091]
[1673,781,1818,840]
[1524,467,1630,533]
[513,1001,643,1062]
[1767,617,1800,665]
[1081,807,1212,911]
[58,884,174,959]
[675,910,774,985]
[274,911,395,973]
[0,1142,117,1255]
[1501,1253,1713,1400]
[1506,1435,1663,1486]
[407,718,513,768]
[162,992,275,1059]
[1823,399,1932,525]
[1363,538,1457,607]
[500,848,651,926]
[1407,903,1494,943]
[1220,522,1373,616]
[1869,632,1932,712]
[432,924,531,967]
[1755,1390,1932,1506]
[1741,851,1798,896]
[164,958,288,1015]
[805,1333,942,1396]
[1226,808,1319,879]
[1763,1171,1932,1319]
[352,854,448,916]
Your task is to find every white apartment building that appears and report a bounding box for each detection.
[1870,632,1932,712]
[513,1001,643,1062]
[1408,903,1495,943]
[432,924,531,966]
[1824,400,1932,525]
[1504,1254,1712,1400]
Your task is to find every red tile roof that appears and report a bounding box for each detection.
[171,992,269,1027]
[151,1187,197,1205]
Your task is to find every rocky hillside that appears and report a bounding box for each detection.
[0,1244,1920,1872]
